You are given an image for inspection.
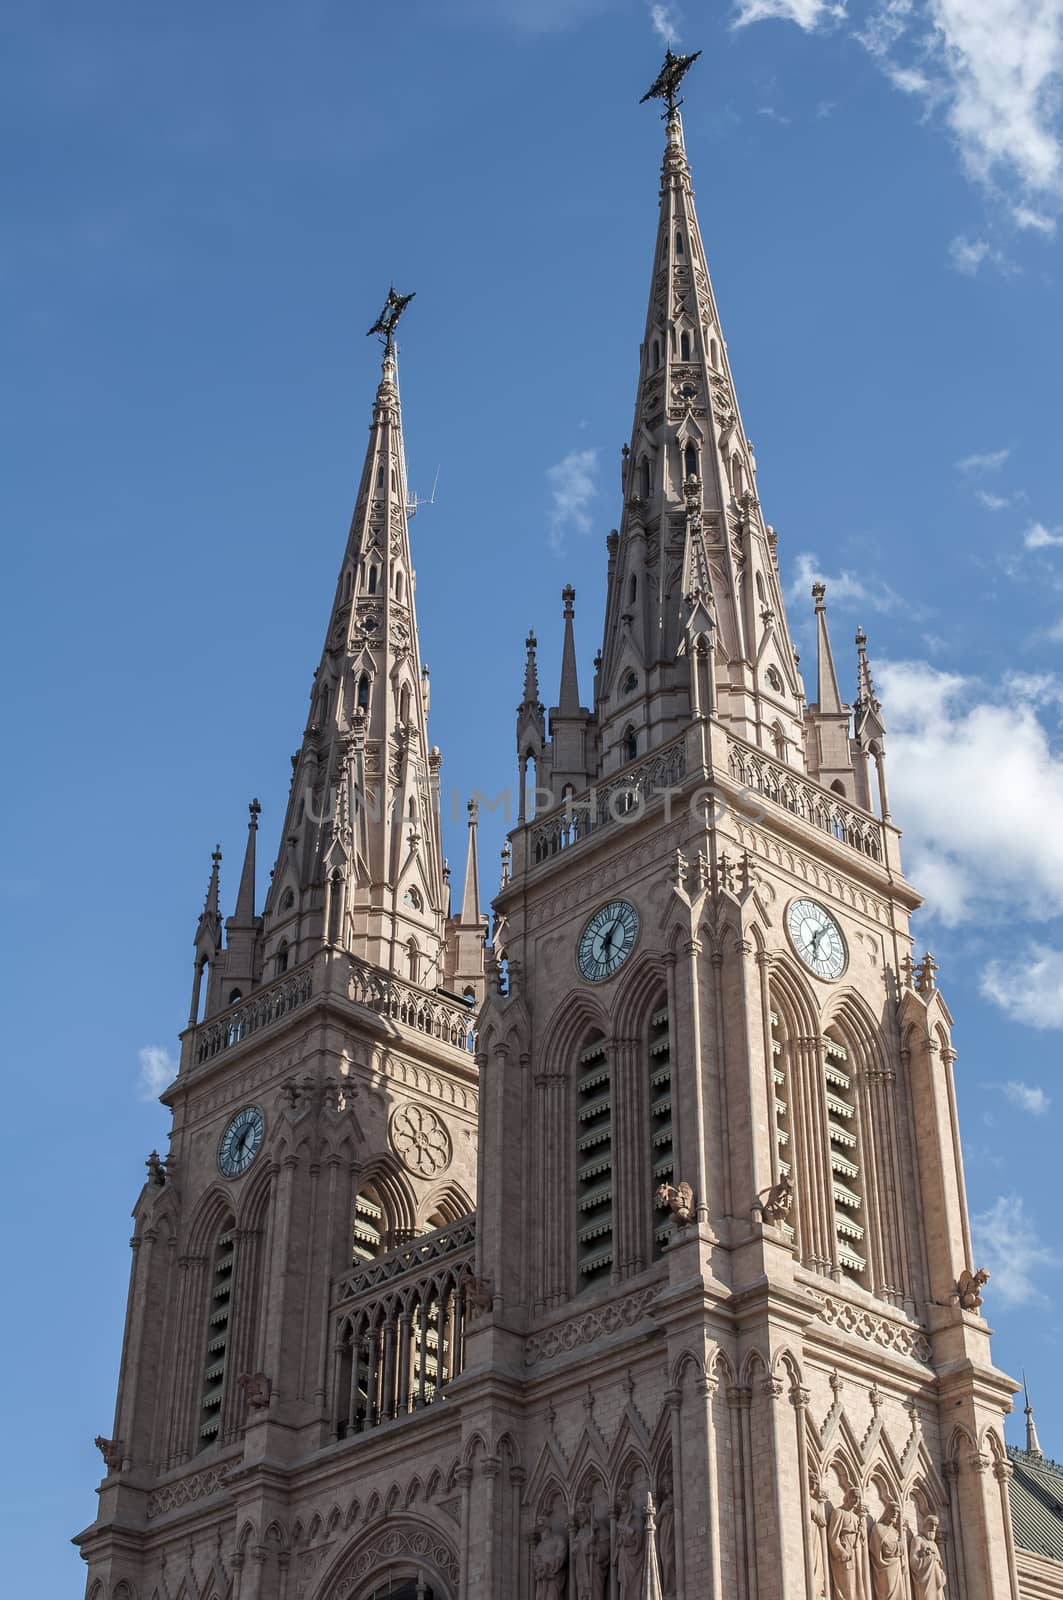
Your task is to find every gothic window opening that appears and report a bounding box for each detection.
[395,570,404,601]
[710,337,719,368]
[198,1225,235,1449]
[227,988,242,1006]
[732,455,745,498]
[621,669,639,695]
[684,443,698,480]
[280,887,295,912]
[675,231,684,256]
[367,564,378,595]
[824,1033,867,1286]
[649,1002,674,1258]
[624,725,638,763]
[403,885,423,911]
[628,573,638,605]
[275,941,289,976]
[357,673,370,712]
[766,665,783,693]
[342,568,352,600]
[576,1032,613,1289]
[639,457,651,500]
[407,938,420,983]
[652,338,661,370]
[376,466,384,489]
[353,1186,386,1263]
[680,330,691,360]
[399,683,411,723]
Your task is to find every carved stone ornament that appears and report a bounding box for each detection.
[94,1435,123,1473]
[656,1180,695,1224]
[238,1371,271,1410]
[389,1102,452,1177]
[909,1515,948,1599]
[957,1266,990,1310]
[460,1270,494,1319]
[760,1174,793,1224]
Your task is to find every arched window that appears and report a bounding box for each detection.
[280,887,295,913]
[399,683,411,723]
[390,469,397,492]
[766,666,783,694]
[684,444,698,480]
[823,1029,868,1287]
[395,570,404,601]
[407,938,420,983]
[576,1031,612,1289]
[649,999,674,1259]
[353,1185,386,1263]
[627,573,638,605]
[357,673,370,712]
[710,337,719,368]
[675,231,685,257]
[680,330,691,361]
[376,465,384,489]
[227,988,242,1006]
[639,457,651,500]
[732,455,745,498]
[624,725,638,763]
[772,721,787,762]
[367,564,378,595]
[403,885,423,911]
[342,568,352,600]
[652,338,661,370]
[275,941,289,976]
[621,669,639,695]
[197,1219,235,1450]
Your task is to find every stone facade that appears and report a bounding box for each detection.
[76,58,1032,1600]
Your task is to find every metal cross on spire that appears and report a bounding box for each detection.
[367,286,416,354]
[639,47,702,118]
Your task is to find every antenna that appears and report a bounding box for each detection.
[407,465,441,517]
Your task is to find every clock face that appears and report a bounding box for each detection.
[786,899,847,981]
[578,899,640,983]
[218,1106,264,1178]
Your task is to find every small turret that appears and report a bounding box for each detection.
[853,625,890,819]
[442,799,488,1005]
[516,630,547,823]
[222,800,263,998]
[189,845,222,1024]
[1024,1375,1044,1458]
[548,587,594,796]
[804,584,856,799]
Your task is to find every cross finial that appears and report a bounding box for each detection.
[367,286,416,354]
[640,47,703,119]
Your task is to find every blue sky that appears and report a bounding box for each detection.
[4,0,1063,1587]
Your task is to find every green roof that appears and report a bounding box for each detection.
[1008,1446,1063,1566]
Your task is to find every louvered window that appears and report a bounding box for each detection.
[824,1037,867,1284]
[353,1189,385,1264]
[649,1004,674,1258]
[771,1011,795,1242]
[576,1035,613,1288]
[199,1230,235,1448]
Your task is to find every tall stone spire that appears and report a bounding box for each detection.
[261,308,448,986]
[853,625,890,819]
[516,629,547,822]
[443,798,488,1004]
[595,75,804,773]
[223,799,262,997]
[550,586,593,795]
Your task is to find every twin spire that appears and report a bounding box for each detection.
[187,297,484,1030]
[517,51,890,816]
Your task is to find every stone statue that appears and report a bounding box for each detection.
[460,1271,494,1319]
[592,1512,611,1600]
[909,1515,947,1600]
[615,1486,646,1599]
[655,1181,695,1225]
[656,1473,676,1597]
[761,1174,793,1225]
[532,1516,568,1600]
[827,1487,863,1600]
[809,1478,828,1599]
[94,1436,123,1473]
[869,1503,905,1600]
[957,1268,989,1310]
[572,1499,596,1600]
[238,1371,271,1410]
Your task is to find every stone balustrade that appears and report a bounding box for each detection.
[347,959,477,1054]
[725,737,884,862]
[530,734,687,865]
[192,964,314,1067]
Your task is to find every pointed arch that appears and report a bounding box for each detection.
[420,1179,474,1231]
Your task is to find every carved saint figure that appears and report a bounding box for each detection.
[827,1487,863,1600]
[533,1515,568,1600]
[909,1515,948,1600]
[656,1474,676,1597]
[615,1487,646,1599]
[809,1478,829,1599]
[869,1503,905,1600]
[572,1499,596,1600]
[592,1512,611,1600]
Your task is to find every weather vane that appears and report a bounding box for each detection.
[367,286,416,354]
[640,47,702,119]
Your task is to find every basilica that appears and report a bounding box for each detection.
[75,51,1062,1600]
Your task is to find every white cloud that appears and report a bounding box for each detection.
[733,0,846,29]
[649,2,683,42]
[976,489,1009,509]
[1000,1079,1052,1113]
[1046,617,1063,640]
[788,551,904,611]
[982,944,1063,1027]
[1013,204,1058,233]
[138,1045,176,1100]
[972,1193,1057,1305]
[948,235,992,274]
[1025,521,1063,548]
[958,447,1010,470]
[877,661,1063,925]
[546,447,598,548]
